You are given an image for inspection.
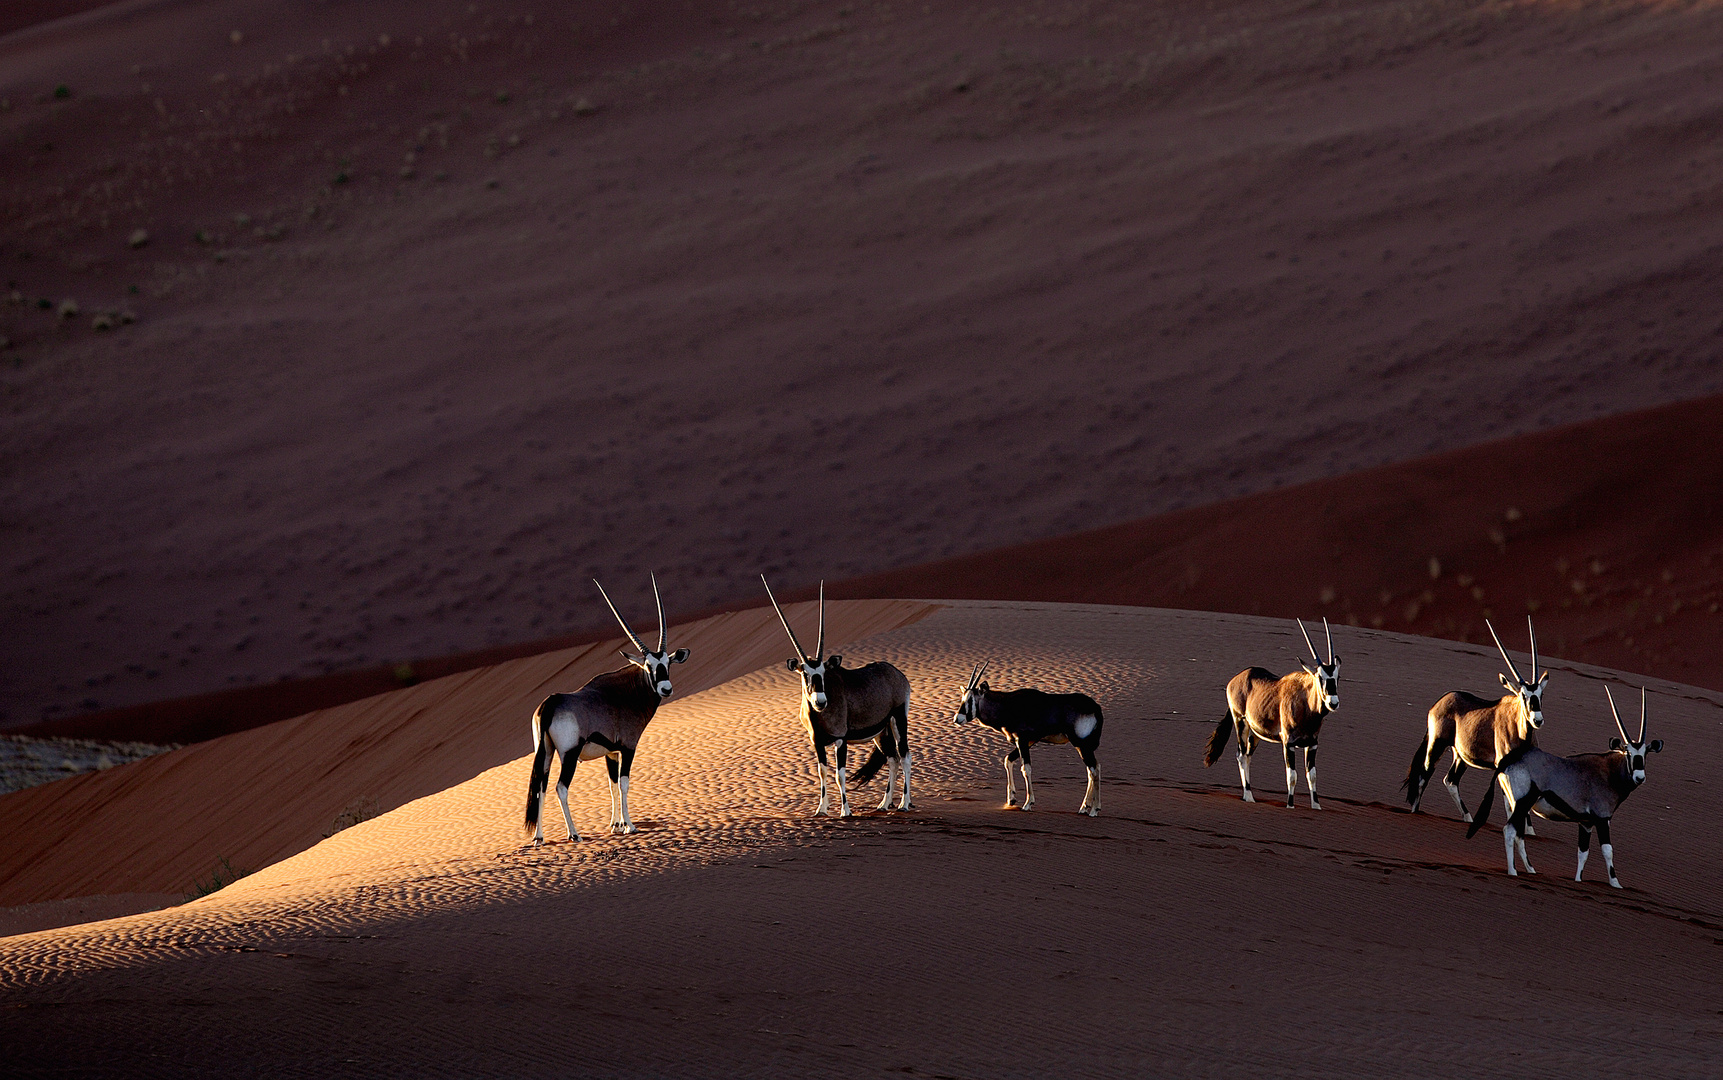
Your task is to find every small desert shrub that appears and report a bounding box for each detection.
[186,856,249,900]
[324,796,381,838]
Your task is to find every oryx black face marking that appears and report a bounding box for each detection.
[1466,684,1662,887]
[522,574,689,844]
[1203,617,1339,810]
[952,659,1103,816]
[1404,617,1548,825]
[763,576,913,818]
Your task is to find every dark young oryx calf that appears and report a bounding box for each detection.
[1404,617,1546,826]
[1203,618,1339,808]
[951,660,1102,815]
[762,576,912,817]
[1468,685,1663,887]
[523,576,688,844]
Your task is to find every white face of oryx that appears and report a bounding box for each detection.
[1299,658,1341,710]
[628,648,689,699]
[953,682,985,725]
[1610,735,1663,785]
[787,654,840,712]
[1501,672,1549,732]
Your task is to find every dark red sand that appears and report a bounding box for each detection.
[6,0,1723,732]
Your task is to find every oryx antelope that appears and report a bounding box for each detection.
[1203,618,1340,809]
[523,575,689,844]
[1467,685,1663,886]
[1403,617,1547,826]
[762,576,912,817]
[951,660,1103,815]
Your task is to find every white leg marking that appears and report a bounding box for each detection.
[557,782,580,843]
[1020,763,1034,810]
[1081,766,1099,816]
[878,757,897,811]
[1445,778,1470,822]
[836,765,852,817]
[1284,761,1298,807]
[899,750,914,811]
[1576,845,1589,882]
[617,774,635,834]
[1503,822,1518,876]
[532,786,546,846]
[1003,754,1017,807]
[1516,832,1535,875]
[1603,842,1619,888]
[1237,746,1254,802]
[1305,749,1320,811]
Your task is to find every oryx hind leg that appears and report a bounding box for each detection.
[877,753,898,812]
[556,746,582,842]
[614,746,637,834]
[814,744,832,817]
[1444,757,1471,823]
[606,753,623,832]
[1576,824,1592,882]
[1003,747,1020,808]
[1077,744,1099,817]
[1598,818,1619,888]
[1016,738,1035,810]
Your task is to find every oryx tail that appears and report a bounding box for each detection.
[1203,710,1236,767]
[1402,733,1431,802]
[524,700,555,834]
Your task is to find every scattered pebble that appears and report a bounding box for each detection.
[57,298,79,319]
[91,313,114,331]
[572,96,598,115]
[229,30,244,45]
[128,228,149,248]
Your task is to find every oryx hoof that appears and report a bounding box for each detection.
[1019,802,1034,812]
[1004,798,1018,808]
[1462,813,1473,823]
[1242,791,1255,803]
[531,836,544,848]
[1083,806,1099,817]
[1309,799,1322,811]
[1609,878,1622,889]
[617,823,637,835]
[1523,865,1536,875]
[1507,866,1518,877]
[898,800,914,812]
[839,806,853,818]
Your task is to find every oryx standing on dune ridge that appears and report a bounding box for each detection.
[1467,685,1663,886]
[762,576,912,817]
[952,660,1103,815]
[1403,617,1546,826]
[1203,618,1340,809]
[523,575,689,845]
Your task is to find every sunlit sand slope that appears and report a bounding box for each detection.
[0,599,936,908]
[3,601,1719,1077]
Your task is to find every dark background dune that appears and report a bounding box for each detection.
[5,0,1723,732]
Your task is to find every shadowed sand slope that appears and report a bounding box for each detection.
[3,602,1719,1076]
[829,393,1723,690]
[0,599,936,908]
[9,0,1723,730]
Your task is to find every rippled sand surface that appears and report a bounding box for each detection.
[4,601,1719,1077]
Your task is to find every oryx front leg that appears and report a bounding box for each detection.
[1599,819,1620,888]
[605,753,623,832]
[1016,739,1035,810]
[834,741,852,818]
[1576,825,1592,882]
[897,748,913,811]
[1236,733,1255,803]
[1003,748,1019,808]
[813,745,832,816]
[1303,745,1320,810]
[1444,759,1471,823]
[1283,743,1298,809]
[614,747,637,834]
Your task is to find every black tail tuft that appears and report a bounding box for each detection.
[849,747,888,786]
[1203,711,1235,767]
[1466,771,1502,839]
[524,707,552,834]
[1402,735,1430,805]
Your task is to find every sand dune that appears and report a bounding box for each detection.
[3,601,1719,1075]
[7,0,1723,729]
[0,599,934,908]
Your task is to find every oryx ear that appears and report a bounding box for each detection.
[1499,673,1515,690]
[1330,654,1340,667]
[1299,661,1314,674]
[786,657,801,672]
[1609,737,1624,751]
[977,681,988,692]
[1537,672,1549,689]
[1648,740,1664,753]
[671,648,689,663]
[826,654,841,668]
